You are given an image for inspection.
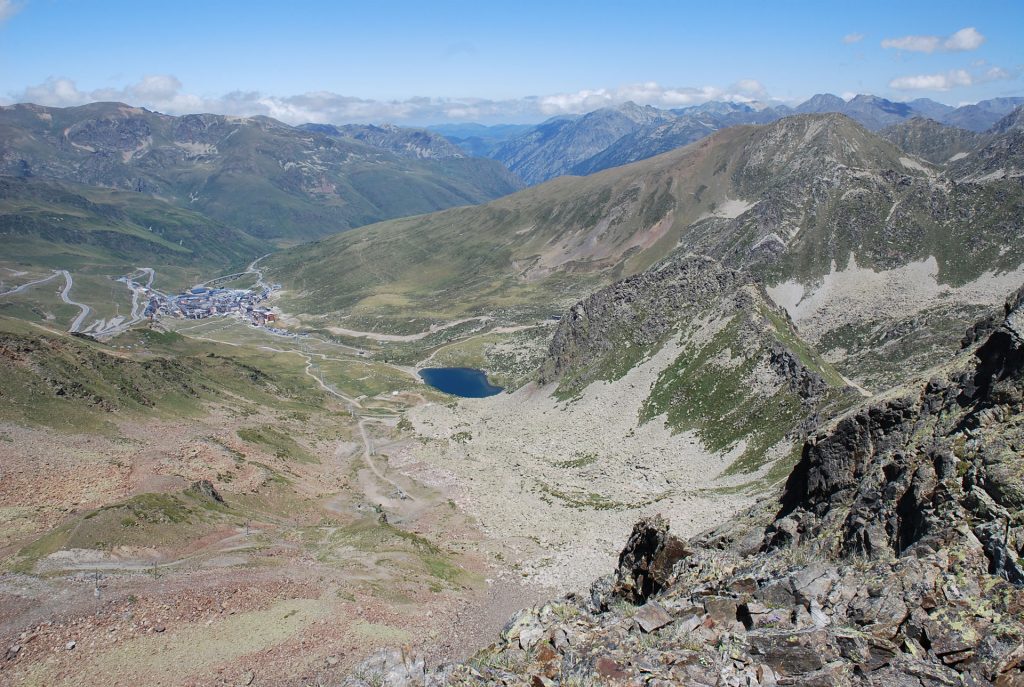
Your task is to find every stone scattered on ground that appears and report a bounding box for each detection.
[341,285,1024,686]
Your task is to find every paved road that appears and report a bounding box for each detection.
[0,271,59,297]
[246,253,271,291]
[327,316,492,343]
[102,267,156,337]
[59,270,92,333]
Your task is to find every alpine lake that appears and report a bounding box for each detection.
[418,367,503,398]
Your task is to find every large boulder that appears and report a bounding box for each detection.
[609,514,690,605]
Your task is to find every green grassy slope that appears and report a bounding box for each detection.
[266,113,1023,328]
[0,102,523,243]
[0,176,267,272]
[0,318,325,433]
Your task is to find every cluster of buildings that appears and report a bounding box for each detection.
[144,284,281,326]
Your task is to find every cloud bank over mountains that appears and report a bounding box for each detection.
[5,76,779,125]
[3,21,1016,126]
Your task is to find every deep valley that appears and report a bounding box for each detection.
[1,46,1023,687]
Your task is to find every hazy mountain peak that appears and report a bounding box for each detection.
[879,116,979,164]
[991,104,1024,133]
[299,121,466,159]
[794,93,846,113]
[906,97,955,120]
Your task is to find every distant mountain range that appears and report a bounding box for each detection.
[433,93,1024,185]
[0,102,523,247]
[425,123,535,158]
[298,122,467,160]
[2,94,1021,278]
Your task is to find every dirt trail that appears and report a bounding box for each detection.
[328,316,492,342]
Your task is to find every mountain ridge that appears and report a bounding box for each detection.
[266,110,1024,396]
[0,101,523,243]
[443,94,1024,184]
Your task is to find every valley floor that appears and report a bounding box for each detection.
[0,264,761,684]
[398,334,763,592]
[5,248,1017,684]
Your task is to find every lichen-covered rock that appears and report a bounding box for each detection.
[608,514,689,604]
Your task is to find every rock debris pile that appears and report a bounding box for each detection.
[342,286,1024,686]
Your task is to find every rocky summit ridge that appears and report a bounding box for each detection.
[341,284,1024,686]
[536,253,858,476]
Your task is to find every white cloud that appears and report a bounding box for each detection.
[0,0,20,24]
[943,27,986,51]
[888,62,1015,91]
[882,35,940,53]
[985,66,1010,80]
[20,77,86,106]
[732,79,767,97]
[15,75,204,113]
[842,33,865,45]
[8,75,782,125]
[881,26,985,53]
[536,81,770,116]
[889,70,973,91]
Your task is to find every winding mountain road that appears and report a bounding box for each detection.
[246,254,271,290]
[0,271,59,297]
[59,270,92,333]
[326,316,492,343]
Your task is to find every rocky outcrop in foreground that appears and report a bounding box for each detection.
[343,286,1024,685]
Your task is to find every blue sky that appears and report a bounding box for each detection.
[0,0,1021,124]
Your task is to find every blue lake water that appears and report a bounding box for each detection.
[419,367,503,398]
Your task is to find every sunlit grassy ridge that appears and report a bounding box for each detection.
[0,102,522,244]
[0,176,266,278]
[266,114,1024,334]
[0,316,327,432]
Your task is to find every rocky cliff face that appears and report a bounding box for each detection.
[950,105,1024,182]
[880,117,980,164]
[341,285,1024,686]
[538,254,749,391]
[539,252,857,476]
[773,286,1024,563]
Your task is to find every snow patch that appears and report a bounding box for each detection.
[766,255,1024,343]
[899,156,931,174]
[715,198,755,219]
